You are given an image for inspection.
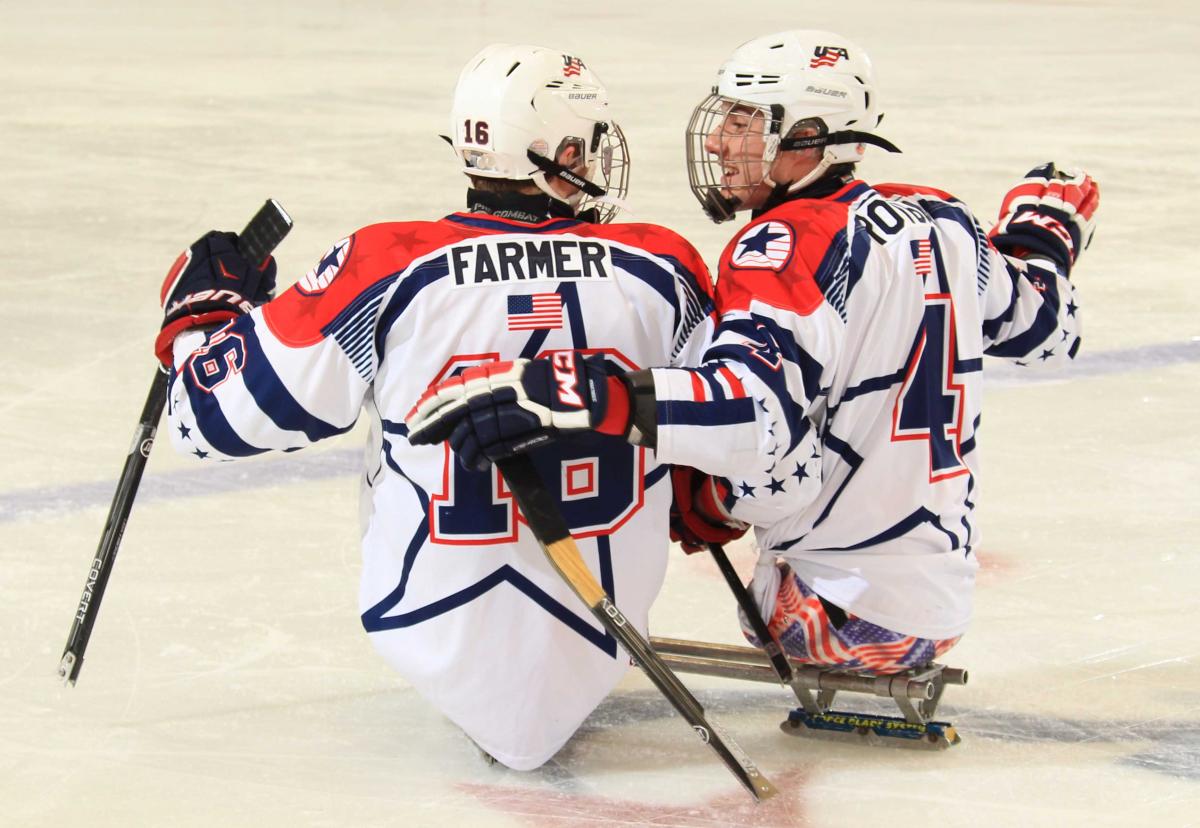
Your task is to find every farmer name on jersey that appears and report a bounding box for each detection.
[450,237,613,286]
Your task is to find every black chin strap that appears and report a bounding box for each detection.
[700,190,742,224]
[751,169,855,219]
[779,130,902,154]
[526,150,607,198]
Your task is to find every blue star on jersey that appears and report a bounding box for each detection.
[296,237,351,296]
[731,221,793,270]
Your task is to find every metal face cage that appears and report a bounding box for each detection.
[579,121,630,224]
[685,93,780,222]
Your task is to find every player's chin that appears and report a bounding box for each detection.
[718,178,745,198]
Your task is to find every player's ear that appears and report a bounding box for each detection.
[555,142,582,170]
[784,123,822,159]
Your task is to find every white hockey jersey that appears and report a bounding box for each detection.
[650,180,1082,640]
[165,212,715,769]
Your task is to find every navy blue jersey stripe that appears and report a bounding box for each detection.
[831,506,943,550]
[610,248,680,330]
[839,370,905,405]
[559,282,587,349]
[182,369,269,458]
[374,256,453,369]
[321,276,394,339]
[843,218,874,304]
[241,325,353,442]
[706,314,826,409]
[658,397,756,427]
[644,463,670,490]
[361,434,618,655]
[985,300,1060,358]
[835,182,872,203]
[812,228,850,320]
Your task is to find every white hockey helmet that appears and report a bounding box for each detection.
[686,30,899,222]
[449,43,630,222]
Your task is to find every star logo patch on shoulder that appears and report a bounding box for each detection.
[296,237,352,295]
[730,221,793,271]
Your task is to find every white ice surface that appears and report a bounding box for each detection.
[2,1,1199,825]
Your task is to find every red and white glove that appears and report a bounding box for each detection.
[669,466,750,554]
[990,163,1099,271]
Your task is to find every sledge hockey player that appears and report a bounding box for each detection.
[155,43,717,769]
[407,30,1099,675]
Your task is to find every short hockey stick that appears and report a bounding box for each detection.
[707,543,799,690]
[496,455,778,802]
[58,199,293,686]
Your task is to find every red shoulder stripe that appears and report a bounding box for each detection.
[263,221,474,347]
[873,182,958,202]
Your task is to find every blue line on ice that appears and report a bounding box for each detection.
[3,339,1197,523]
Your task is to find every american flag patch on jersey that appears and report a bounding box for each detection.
[913,238,933,276]
[731,221,794,271]
[507,293,563,331]
[562,55,584,77]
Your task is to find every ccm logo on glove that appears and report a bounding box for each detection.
[552,351,584,407]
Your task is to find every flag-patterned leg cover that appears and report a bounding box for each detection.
[740,563,960,673]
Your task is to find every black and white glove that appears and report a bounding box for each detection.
[990,163,1099,271]
[155,231,277,366]
[405,354,634,470]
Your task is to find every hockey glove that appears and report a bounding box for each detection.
[155,231,278,366]
[990,163,1099,271]
[405,353,633,470]
[669,466,749,554]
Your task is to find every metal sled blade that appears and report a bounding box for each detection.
[781,709,960,751]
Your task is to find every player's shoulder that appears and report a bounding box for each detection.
[871,181,962,204]
[580,221,700,255]
[262,219,456,347]
[714,183,872,315]
[722,189,851,275]
[579,221,711,280]
[349,219,472,259]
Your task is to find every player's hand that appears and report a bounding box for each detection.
[990,163,1099,271]
[405,353,632,470]
[155,231,278,366]
[669,466,749,554]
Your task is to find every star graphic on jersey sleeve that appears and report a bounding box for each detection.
[177,422,191,440]
[792,461,810,482]
[766,478,786,494]
[192,447,209,459]
[738,481,756,497]
[317,241,346,273]
[316,244,340,271]
[736,224,787,258]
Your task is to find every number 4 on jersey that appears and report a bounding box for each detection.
[891,239,968,482]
